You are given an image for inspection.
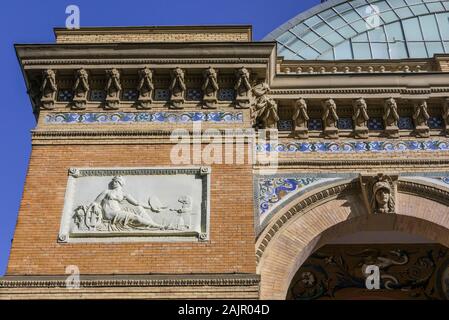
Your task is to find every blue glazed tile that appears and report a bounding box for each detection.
[308,119,322,130]
[218,88,235,101]
[428,116,443,129]
[258,177,320,216]
[90,90,106,101]
[368,118,384,130]
[122,89,138,101]
[186,89,202,101]
[278,120,293,131]
[337,118,353,130]
[57,90,73,102]
[398,117,413,129]
[154,89,170,101]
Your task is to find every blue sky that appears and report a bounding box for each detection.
[0,0,318,275]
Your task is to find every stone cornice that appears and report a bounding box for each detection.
[15,42,276,66]
[0,274,260,288]
[21,58,270,67]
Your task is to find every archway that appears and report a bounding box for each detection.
[256,179,449,299]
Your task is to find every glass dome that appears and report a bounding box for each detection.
[263,0,449,60]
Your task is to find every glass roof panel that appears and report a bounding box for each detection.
[265,0,449,60]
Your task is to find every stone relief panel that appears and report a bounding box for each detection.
[58,167,210,243]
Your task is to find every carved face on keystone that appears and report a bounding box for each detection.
[375,187,390,206]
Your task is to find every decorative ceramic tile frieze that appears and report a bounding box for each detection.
[254,173,348,231]
[258,177,320,217]
[256,139,449,153]
[58,167,211,243]
[45,111,244,124]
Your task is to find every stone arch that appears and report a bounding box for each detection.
[256,178,449,300]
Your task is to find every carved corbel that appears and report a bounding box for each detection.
[72,69,89,110]
[321,98,339,139]
[443,98,449,136]
[359,173,398,215]
[383,98,399,138]
[202,67,219,109]
[169,67,186,109]
[137,67,154,109]
[291,98,309,139]
[352,98,369,139]
[40,69,57,110]
[234,67,251,109]
[251,83,279,130]
[412,100,430,138]
[104,68,121,110]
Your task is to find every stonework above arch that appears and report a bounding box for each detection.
[256,179,449,299]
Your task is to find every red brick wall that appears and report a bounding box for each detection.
[7,144,256,275]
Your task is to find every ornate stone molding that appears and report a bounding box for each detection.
[0,274,260,288]
[398,180,449,207]
[261,158,449,167]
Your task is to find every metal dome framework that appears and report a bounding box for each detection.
[263,0,449,60]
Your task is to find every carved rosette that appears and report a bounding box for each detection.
[234,67,252,109]
[104,68,122,110]
[202,67,219,109]
[251,83,279,130]
[40,69,57,110]
[169,67,186,109]
[72,69,89,110]
[443,98,449,136]
[321,98,339,139]
[352,98,369,139]
[137,67,154,109]
[292,98,309,139]
[383,98,400,138]
[359,173,398,215]
[412,100,430,138]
